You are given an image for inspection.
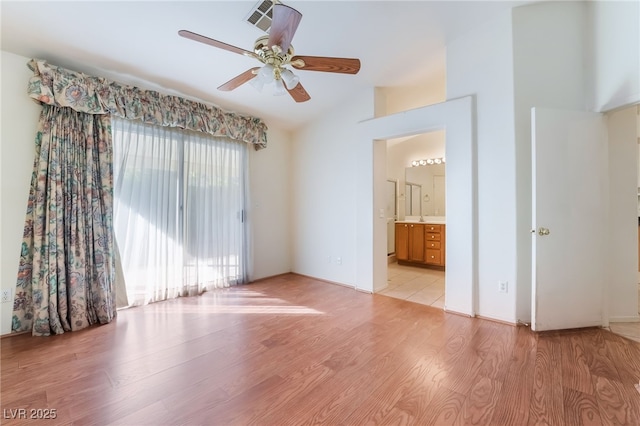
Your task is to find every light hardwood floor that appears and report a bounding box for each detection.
[607,282,640,343]
[384,263,640,343]
[2,273,640,425]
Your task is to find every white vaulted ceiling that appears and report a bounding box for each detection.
[1,1,530,130]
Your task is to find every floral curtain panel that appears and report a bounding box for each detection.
[26,59,268,150]
[13,105,116,336]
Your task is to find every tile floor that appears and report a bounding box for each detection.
[381,262,640,343]
[379,262,445,309]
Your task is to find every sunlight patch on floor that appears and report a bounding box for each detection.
[140,305,325,315]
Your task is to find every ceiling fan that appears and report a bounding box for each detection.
[178,1,361,103]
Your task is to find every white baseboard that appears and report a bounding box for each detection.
[444,306,473,318]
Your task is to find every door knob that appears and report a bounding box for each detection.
[538,227,550,236]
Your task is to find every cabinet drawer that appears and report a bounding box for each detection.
[425,232,441,241]
[425,224,442,233]
[426,241,441,249]
[425,249,442,265]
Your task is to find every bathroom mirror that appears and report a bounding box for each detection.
[405,182,422,216]
[405,164,445,216]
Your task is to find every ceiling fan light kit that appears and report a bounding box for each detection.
[281,69,300,90]
[249,52,300,94]
[273,79,287,96]
[178,1,360,102]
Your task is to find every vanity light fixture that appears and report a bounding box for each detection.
[411,157,446,167]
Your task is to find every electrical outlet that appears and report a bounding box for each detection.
[1,289,11,303]
[498,281,508,293]
[336,257,342,265]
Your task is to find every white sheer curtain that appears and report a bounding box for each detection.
[112,117,249,306]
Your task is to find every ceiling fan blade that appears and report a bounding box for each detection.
[218,68,260,91]
[291,56,361,74]
[179,30,255,57]
[286,82,311,103]
[267,4,302,53]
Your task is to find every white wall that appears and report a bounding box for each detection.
[388,132,446,177]
[589,0,640,112]
[249,125,292,280]
[447,9,517,323]
[294,0,637,327]
[607,106,640,322]
[378,49,446,117]
[0,51,41,335]
[444,0,639,325]
[0,50,292,335]
[512,1,590,324]
[291,89,375,287]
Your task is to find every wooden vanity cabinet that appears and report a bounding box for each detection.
[395,223,409,261]
[408,223,425,262]
[394,222,424,262]
[424,224,445,266]
[394,222,446,268]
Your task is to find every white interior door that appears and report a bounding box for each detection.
[531,107,608,331]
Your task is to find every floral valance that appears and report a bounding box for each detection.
[27,59,268,149]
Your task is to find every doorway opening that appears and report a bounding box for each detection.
[357,96,476,317]
[382,130,446,308]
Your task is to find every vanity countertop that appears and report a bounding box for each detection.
[396,218,446,225]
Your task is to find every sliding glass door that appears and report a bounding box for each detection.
[112,117,248,306]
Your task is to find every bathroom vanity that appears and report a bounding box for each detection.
[395,220,445,268]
